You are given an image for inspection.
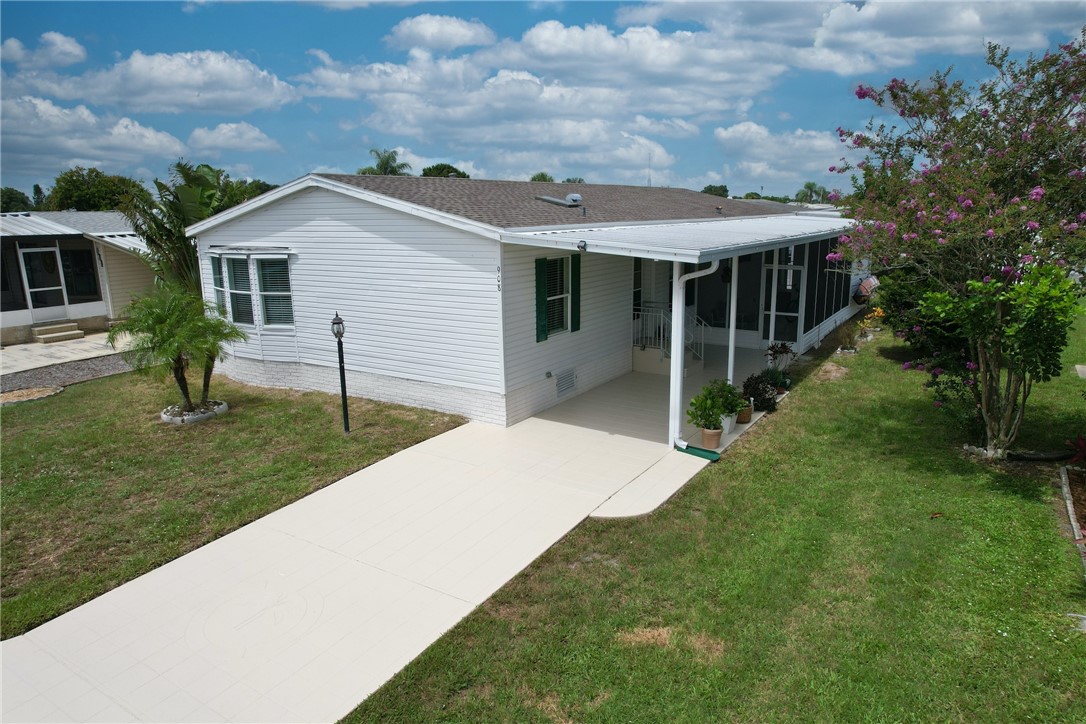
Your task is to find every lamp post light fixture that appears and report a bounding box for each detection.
[331,311,349,434]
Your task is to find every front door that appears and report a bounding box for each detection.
[19,247,69,323]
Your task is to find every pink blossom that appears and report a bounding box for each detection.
[965,361,978,371]
[932,367,945,377]
[1020,254,1034,264]
[902,362,913,370]
[1001,265,1015,276]
[855,85,876,100]
[1010,197,1021,204]
[1063,222,1080,232]
[1026,220,1040,231]
[947,210,962,222]
[828,165,837,172]
[933,400,943,408]
[982,275,991,282]
[980,109,989,118]
[961,199,974,209]
[985,229,995,238]
[1028,186,1045,201]
[937,238,947,245]
[912,325,923,333]
[1069,170,1085,181]
[827,191,841,202]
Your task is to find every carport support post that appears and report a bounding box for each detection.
[668,259,719,449]
[727,255,739,384]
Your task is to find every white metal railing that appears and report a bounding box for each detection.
[633,304,707,361]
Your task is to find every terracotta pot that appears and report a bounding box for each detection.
[701,427,723,449]
[736,405,752,424]
[776,387,787,395]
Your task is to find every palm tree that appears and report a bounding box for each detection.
[795,181,829,204]
[357,148,412,176]
[121,162,232,293]
[119,162,247,410]
[108,285,246,412]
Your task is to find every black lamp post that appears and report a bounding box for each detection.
[331,312,349,433]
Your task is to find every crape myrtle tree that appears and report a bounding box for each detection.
[832,33,1086,458]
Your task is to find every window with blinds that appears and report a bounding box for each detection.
[545,257,569,334]
[257,258,294,325]
[210,254,294,327]
[226,257,254,325]
[210,257,226,313]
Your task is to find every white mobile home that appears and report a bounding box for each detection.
[187,175,859,447]
[1,211,155,345]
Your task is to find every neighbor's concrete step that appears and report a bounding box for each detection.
[32,322,79,337]
[36,330,85,343]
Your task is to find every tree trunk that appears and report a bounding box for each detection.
[172,354,194,412]
[201,353,216,405]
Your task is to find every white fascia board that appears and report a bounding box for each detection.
[186,174,504,242]
[82,233,147,257]
[499,232,702,263]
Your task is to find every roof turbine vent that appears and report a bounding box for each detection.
[565,193,582,206]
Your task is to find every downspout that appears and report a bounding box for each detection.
[669,259,719,449]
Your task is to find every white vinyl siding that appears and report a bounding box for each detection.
[99,245,154,318]
[196,187,502,390]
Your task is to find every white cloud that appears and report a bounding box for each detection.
[7,50,299,113]
[0,95,185,182]
[712,121,858,196]
[628,115,699,138]
[188,122,282,152]
[1,32,86,69]
[386,14,496,50]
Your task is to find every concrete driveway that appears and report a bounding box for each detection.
[2,417,707,723]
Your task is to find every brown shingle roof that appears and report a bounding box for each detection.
[315,175,796,229]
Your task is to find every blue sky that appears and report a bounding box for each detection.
[1,1,1082,199]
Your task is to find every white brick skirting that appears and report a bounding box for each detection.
[216,356,509,425]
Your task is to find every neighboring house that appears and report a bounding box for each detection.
[187,175,859,446]
[0,211,155,345]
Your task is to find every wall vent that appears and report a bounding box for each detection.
[555,368,577,398]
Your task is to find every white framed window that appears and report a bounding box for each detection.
[545,257,569,335]
[257,258,293,325]
[210,257,226,313]
[209,254,294,328]
[226,257,255,325]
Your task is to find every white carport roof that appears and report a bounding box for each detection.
[501,213,852,263]
[0,212,147,255]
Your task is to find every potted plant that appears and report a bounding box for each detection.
[736,398,754,424]
[765,341,796,369]
[742,371,779,413]
[761,366,791,394]
[709,379,746,434]
[687,383,726,448]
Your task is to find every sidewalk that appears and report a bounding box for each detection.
[1,418,707,722]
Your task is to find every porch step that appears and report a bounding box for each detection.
[32,323,84,343]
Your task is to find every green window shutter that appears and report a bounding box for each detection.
[570,254,581,332]
[535,257,548,342]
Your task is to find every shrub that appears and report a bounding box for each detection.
[742,372,778,412]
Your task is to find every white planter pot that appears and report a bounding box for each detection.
[720,413,738,435]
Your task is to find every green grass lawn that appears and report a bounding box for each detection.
[0,373,463,639]
[348,315,1086,721]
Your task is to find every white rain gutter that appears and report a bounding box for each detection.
[669,259,720,448]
